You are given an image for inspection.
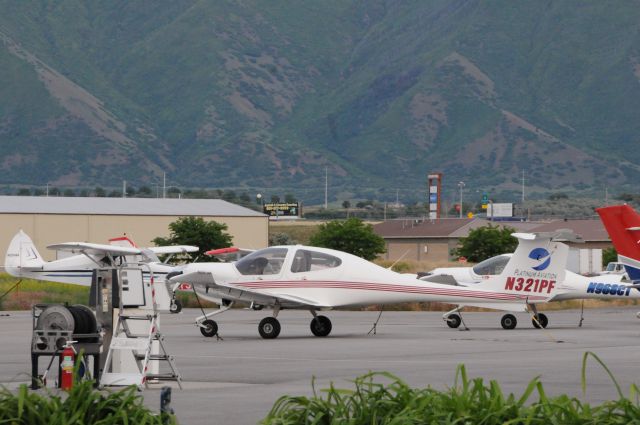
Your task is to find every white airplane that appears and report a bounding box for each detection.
[168,231,605,339]
[422,241,631,329]
[4,230,198,312]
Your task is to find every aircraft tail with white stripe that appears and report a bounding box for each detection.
[4,230,46,275]
[474,232,569,300]
[596,204,640,281]
[4,230,95,285]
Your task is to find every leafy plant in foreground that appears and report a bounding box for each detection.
[262,352,640,424]
[0,379,176,425]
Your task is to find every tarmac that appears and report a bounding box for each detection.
[2,307,640,424]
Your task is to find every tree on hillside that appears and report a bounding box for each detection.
[153,216,233,262]
[454,225,518,262]
[309,218,385,260]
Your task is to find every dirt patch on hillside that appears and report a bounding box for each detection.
[408,92,448,149]
[227,92,273,126]
[0,32,134,147]
[440,52,496,99]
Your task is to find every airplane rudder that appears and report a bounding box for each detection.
[5,230,27,273]
[5,230,45,272]
[598,205,640,259]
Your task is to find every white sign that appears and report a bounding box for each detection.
[487,203,513,217]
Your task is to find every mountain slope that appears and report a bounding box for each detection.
[0,1,639,201]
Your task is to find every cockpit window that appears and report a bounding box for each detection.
[472,255,510,276]
[235,248,288,276]
[290,249,342,273]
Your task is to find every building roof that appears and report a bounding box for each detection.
[373,218,473,239]
[0,196,265,217]
[449,219,542,237]
[528,219,610,242]
[374,217,610,242]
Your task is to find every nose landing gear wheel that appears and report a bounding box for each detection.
[445,314,462,329]
[532,313,548,329]
[310,315,332,337]
[259,317,281,339]
[501,314,517,330]
[170,299,183,314]
[200,319,218,337]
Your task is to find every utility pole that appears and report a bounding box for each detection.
[521,170,525,203]
[324,167,328,209]
[458,181,465,218]
[123,180,126,198]
[163,172,166,199]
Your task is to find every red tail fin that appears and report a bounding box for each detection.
[108,235,138,248]
[596,204,640,260]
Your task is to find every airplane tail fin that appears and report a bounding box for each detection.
[596,204,640,280]
[4,230,46,276]
[108,235,138,248]
[477,232,571,298]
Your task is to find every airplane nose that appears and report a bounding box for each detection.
[166,270,183,280]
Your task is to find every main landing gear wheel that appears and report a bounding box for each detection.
[170,299,183,314]
[501,314,517,330]
[259,317,281,339]
[532,313,549,329]
[446,314,462,329]
[200,319,218,337]
[310,315,332,337]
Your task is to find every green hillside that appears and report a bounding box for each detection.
[0,1,638,202]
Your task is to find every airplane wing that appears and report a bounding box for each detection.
[171,271,327,308]
[47,242,142,256]
[149,246,199,255]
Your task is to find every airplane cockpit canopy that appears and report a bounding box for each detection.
[472,254,511,276]
[235,248,287,276]
[290,249,342,273]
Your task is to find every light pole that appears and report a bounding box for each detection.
[458,181,465,218]
[256,193,263,211]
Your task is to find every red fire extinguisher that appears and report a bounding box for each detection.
[60,343,75,390]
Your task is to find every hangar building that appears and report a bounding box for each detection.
[0,196,268,261]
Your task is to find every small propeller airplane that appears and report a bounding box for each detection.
[597,204,640,286]
[422,240,632,329]
[4,230,198,312]
[168,230,616,339]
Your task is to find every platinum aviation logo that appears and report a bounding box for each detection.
[528,248,551,271]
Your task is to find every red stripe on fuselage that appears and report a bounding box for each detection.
[233,280,548,302]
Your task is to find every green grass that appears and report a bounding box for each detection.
[262,352,640,424]
[0,273,89,311]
